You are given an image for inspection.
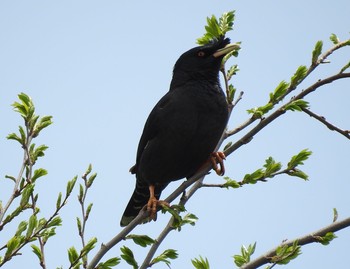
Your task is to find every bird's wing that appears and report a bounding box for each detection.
[131,89,197,174]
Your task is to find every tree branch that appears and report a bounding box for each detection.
[302,108,350,139]
[224,72,350,157]
[0,136,33,226]
[241,217,350,269]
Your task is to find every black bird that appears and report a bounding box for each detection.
[121,37,237,226]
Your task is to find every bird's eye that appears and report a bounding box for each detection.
[197,51,205,57]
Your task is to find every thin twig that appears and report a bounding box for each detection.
[79,173,90,268]
[0,136,33,226]
[241,217,350,269]
[296,72,350,100]
[38,238,47,269]
[225,116,257,138]
[139,220,175,269]
[302,108,350,139]
[232,91,244,109]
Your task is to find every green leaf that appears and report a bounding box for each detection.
[47,216,62,228]
[126,234,155,247]
[151,249,178,267]
[31,244,42,261]
[19,126,26,143]
[219,11,235,35]
[287,149,312,169]
[78,184,84,203]
[223,176,241,189]
[314,232,337,245]
[258,103,274,114]
[30,144,49,163]
[288,168,309,180]
[243,169,264,184]
[28,115,39,132]
[197,11,236,45]
[12,93,34,120]
[263,157,282,177]
[20,184,35,207]
[329,33,339,44]
[290,65,308,88]
[12,101,27,118]
[227,64,239,81]
[35,217,46,231]
[32,168,48,182]
[161,205,183,230]
[81,237,97,256]
[33,115,53,137]
[182,213,198,226]
[68,246,79,264]
[5,236,21,259]
[26,214,38,238]
[269,81,289,104]
[206,15,221,37]
[41,227,57,244]
[56,192,62,209]
[247,102,274,118]
[192,256,210,269]
[87,173,97,187]
[66,176,78,196]
[76,217,82,234]
[120,246,138,269]
[284,99,309,112]
[227,84,237,104]
[233,242,256,267]
[312,40,323,65]
[86,203,93,219]
[85,163,93,175]
[333,208,338,222]
[18,92,32,106]
[7,132,24,145]
[273,241,301,265]
[97,257,121,269]
[15,221,28,236]
[5,175,17,182]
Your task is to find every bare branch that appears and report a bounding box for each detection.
[302,108,350,140]
[226,116,257,138]
[295,72,350,100]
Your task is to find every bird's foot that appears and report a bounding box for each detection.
[147,197,170,221]
[210,152,226,176]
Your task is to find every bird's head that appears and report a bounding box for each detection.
[171,36,238,88]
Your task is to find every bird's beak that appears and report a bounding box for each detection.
[213,43,240,58]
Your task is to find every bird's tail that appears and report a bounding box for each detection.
[120,180,166,226]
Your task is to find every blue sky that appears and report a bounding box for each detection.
[1,1,349,268]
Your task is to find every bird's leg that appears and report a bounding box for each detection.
[210,152,226,176]
[147,185,158,221]
[147,185,170,221]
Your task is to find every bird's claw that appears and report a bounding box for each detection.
[210,152,226,176]
[147,197,170,221]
